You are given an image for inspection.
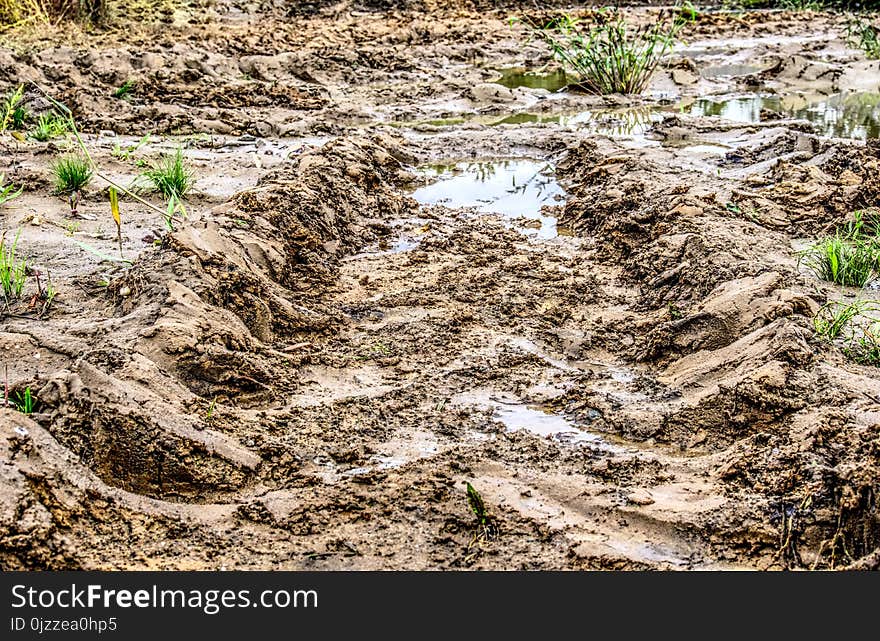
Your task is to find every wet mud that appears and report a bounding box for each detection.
[1,2,879,570]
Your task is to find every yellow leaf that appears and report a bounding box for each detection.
[109,187,120,227]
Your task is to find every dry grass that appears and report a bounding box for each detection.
[1,0,178,28]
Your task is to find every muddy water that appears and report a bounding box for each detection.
[493,67,569,92]
[410,159,565,238]
[685,91,880,140]
[450,390,620,451]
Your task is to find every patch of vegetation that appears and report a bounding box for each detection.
[112,133,150,161]
[814,299,880,366]
[113,79,136,100]
[0,229,27,301]
[30,112,69,141]
[847,13,880,60]
[524,6,693,95]
[51,153,93,195]
[0,0,105,25]
[0,83,23,133]
[466,482,498,542]
[799,211,880,287]
[142,146,194,201]
[11,105,28,130]
[12,386,34,414]
[0,173,22,205]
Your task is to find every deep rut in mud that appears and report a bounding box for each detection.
[2,3,879,570]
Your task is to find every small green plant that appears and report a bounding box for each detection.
[13,387,34,414]
[52,153,93,194]
[112,79,136,100]
[779,0,823,10]
[111,133,150,161]
[11,105,29,130]
[0,229,27,301]
[814,299,872,340]
[799,211,880,287]
[0,173,22,205]
[52,154,93,216]
[142,146,194,201]
[205,396,218,422]
[466,482,498,541]
[0,83,23,133]
[30,112,69,141]
[799,235,877,287]
[847,13,880,60]
[525,6,693,95]
[814,299,880,366]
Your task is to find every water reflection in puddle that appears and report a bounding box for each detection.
[403,106,662,137]
[492,67,570,92]
[410,159,565,238]
[686,91,880,140]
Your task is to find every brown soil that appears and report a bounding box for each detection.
[1,2,878,570]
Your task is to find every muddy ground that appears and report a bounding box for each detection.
[1,2,879,570]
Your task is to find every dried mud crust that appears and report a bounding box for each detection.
[2,3,880,570]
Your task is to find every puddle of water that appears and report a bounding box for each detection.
[451,391,620,451]
[700,64,762,79]
[410,159,565,239]
[402,106,662,138]
[493,67,569,92]
[686,91,880,140]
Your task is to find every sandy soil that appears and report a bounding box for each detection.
[1,2,879,570]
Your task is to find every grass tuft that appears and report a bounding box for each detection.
[814,299,880,366]
[0,173,22,205]
[142,146,194,201]
[0,83,23,132]
[799,211,880,287]
[30,112,69,141]
[13,386,34,414]
[524,6,692,95]
[847,13,880,60]
[51,153,93,195]
[0,229,27,301]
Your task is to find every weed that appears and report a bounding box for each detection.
[142,146,194,201]
[779,0,824,9]
[13,387,34,414]
[799,211,880,287]
[847,13,880,60]
[0,173,22,205]
[64,220,80,236]
[113,79,135,100]
[30,112,69,141]
[524,6,692,95]
[0,229,27,301]
[51,153,93,195]
[111,133,150,161]
[52,154,93,216]
[466,482,498,541]
[814,299,880,366]
[799,235,877,287]
[205,396,218,422]
[0,83,23,133]
[11,105,28,130]
[814,299,871,340]
[42,273,57,310]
